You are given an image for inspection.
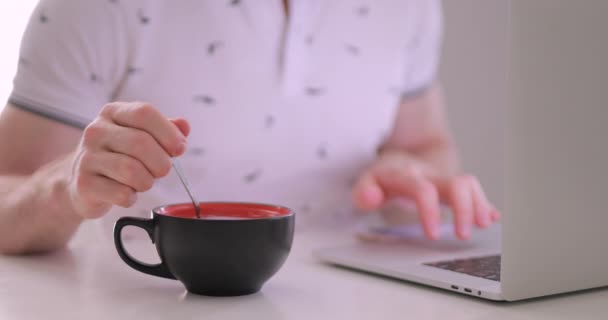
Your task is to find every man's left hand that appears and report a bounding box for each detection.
[352,150,500,240]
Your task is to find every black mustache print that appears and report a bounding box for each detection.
[356,5,370,17]
[138,9,150,25]
[300,203,312,214]
[305,34,314,46]
[126,66,140,75]
[345,44,360,56]
[188,147,205,156]
[39,11,48,23]
[305,87,326,97]
[18,57,30,66]
[207,41,224,55]
[193,95,216,105]
[317,144,328,159]
[244,169,263,183]
[90,73,102,83]
[264,115,275,129]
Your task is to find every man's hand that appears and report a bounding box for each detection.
[353,150,500,240]
[0,102,190,254]
[67,102,190,219]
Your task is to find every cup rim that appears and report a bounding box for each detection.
[151,201,295,221]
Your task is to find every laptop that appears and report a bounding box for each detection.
[314,0,608,301]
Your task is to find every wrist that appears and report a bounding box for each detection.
[376,147,438,176]
[47,154,85,225]
[48,172,84,226]
[377,144,459,177]
[26,154,84,230]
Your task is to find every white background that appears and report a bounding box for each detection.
[0,1,38,108]
[0,1,507,208]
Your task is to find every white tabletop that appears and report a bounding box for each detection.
[1,222,607,320]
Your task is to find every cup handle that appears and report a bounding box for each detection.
[113,216,175,280]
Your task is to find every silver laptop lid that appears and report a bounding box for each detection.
[503,0,608,300]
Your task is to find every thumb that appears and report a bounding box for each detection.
[169,118,191,137]
[352,172,385,211]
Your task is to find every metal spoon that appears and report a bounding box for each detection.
[172,158,201,219]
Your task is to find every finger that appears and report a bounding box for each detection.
[353,172,385,211]
[434,176,474,240]
[490,207,502,221]
[376,168,441,240]
[100,102,186,156]
[470,178,493,228]
[81,151,155,192]
[170,118,191,137]
[98,122,172,178]
[76,175,137,218]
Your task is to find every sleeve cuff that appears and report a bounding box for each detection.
[400,82,433,101]
[8,94,90,130]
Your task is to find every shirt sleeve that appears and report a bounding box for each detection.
[402,0,443,97]
[9,0,130,129]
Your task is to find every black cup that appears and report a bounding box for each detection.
[114,202,295,296]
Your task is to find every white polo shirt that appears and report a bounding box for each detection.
[10,0,442,234]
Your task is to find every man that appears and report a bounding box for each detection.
[0,0,499,255]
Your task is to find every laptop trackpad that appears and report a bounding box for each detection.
[316,224,501,268]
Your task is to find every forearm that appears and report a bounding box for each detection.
[0,154,82,255]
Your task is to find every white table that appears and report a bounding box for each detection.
[1,223,607,320]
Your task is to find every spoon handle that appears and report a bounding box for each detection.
[172,158,201,219]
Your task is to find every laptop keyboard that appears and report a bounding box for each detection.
[424,254,501,282]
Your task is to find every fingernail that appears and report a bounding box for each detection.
[175,142,186,156]
[361,186,382,208]
[481,214,491,227]
[492,210,502,221]
[128,193,138,206]
[431,226,441,240]
[461,225,471,239]
[364,188,378,201]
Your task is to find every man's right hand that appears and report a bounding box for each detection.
[66,102,190,219]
